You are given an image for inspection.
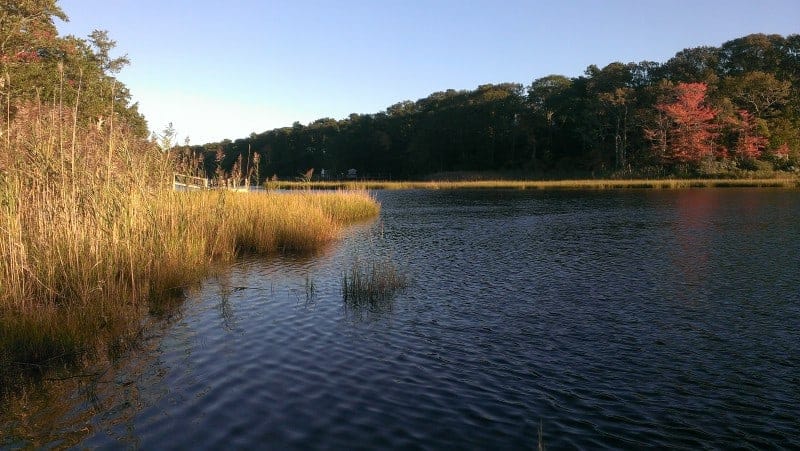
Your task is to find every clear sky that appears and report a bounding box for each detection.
[56,0,799,145]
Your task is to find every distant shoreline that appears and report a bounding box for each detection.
[264,178,800,190]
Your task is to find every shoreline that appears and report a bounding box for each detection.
[265,178,800,190]
[0,190,380,394]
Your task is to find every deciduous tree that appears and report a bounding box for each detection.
[730,109,767,160]
[721,71,791,118]
[646,82,720,165]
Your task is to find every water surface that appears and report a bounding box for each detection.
[2,188,799,449]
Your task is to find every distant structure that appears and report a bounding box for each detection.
[173,173,209,191]
[172,173,249,192]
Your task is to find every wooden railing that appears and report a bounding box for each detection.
[173,173,253,192]
[173,173,210,191]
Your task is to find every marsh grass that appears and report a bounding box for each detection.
[300,189,382,222]
[266,177,800,191]
[341,258,408,304]
[0,103,379,389]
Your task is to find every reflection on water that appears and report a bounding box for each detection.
[2,188,800,449]
[1,322,169,449]
[343,294,396,324]
[671,189,718,290]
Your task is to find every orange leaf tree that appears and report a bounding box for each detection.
[730,109,767,161]
[646,82,721,167]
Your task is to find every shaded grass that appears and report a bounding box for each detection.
[266,177,800,191]
[0,104,380,389]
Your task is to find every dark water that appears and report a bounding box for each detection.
[2,189,800,449]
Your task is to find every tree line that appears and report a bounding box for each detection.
[184,33,799,181]
[2,4,796,181]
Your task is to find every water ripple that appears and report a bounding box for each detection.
[3,189,800,449]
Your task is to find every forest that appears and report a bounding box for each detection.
[181,33,800,181]
[1,3,797,181]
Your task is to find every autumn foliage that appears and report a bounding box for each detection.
[730,109,767,160]
[647,82,720,165]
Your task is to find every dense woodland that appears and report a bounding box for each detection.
[1,3,798,181]
[184,33,800,181]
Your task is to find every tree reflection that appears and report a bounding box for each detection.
[670,189,719,294]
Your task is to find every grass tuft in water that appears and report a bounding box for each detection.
[341,258,408,303]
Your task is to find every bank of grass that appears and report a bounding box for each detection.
[267,177,800,191]
[0,104,379,388]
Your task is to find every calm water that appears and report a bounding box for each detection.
[2,189,799,449]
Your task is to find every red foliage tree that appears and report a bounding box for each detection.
[647,82,720,165]
[730,109,767,160]
[773,143,791,159]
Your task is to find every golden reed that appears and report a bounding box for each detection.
[0,103,379,384]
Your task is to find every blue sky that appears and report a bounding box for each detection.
[56,0,799,144]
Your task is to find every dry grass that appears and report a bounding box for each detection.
[0,103,380,387]
[298,190,382,223]
[266,178,800,191]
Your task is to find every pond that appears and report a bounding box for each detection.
[2,188,799,449]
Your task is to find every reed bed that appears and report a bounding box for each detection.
[0,104,379,386]
[267,177,800,191]
[298,189,381,223]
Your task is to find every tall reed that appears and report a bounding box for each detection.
[0,102,379,387]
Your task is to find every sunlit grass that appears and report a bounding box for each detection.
[299,190,382,222]
[0,104,380,388]
[267,178,800,190]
